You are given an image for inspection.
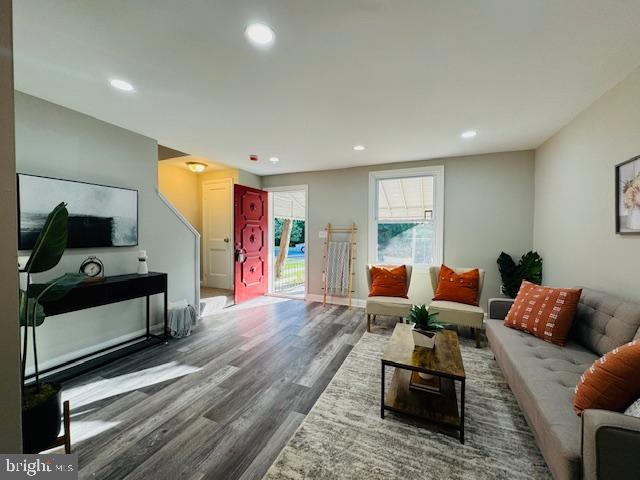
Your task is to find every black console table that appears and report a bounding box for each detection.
[31,272,168,381]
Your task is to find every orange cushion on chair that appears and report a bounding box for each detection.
[574,340,640,415]
[504,280,581,346]
[369,265,408,298]
[432,265,479,306]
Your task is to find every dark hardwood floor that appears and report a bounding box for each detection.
[56,298,366,480]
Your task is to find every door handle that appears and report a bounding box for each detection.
[223,237,230,243]
[235,249,246,263]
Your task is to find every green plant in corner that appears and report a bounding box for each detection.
[407,304,444,332]
[19,202,85,452]
[497,250,543,298]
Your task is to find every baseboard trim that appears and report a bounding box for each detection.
[25,327,150,377]
[306,294,366,309]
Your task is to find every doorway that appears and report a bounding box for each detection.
[202,179,233,296]
[268,186,308,299]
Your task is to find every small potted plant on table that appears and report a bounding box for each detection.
[408,304,444,349]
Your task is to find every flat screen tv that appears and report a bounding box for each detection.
[18,174,138,250]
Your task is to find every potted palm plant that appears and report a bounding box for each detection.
[20,202,85,453]
[496,251,543,298]
[407,304,444,349]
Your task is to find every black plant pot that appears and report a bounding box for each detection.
[22,382,62,453]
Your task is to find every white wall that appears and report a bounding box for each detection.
[15,92,197,372]
[0,0,23,453]
[534,66,640,300]
[262,150,535,308]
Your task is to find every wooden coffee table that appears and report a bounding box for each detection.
[381,324,466,443]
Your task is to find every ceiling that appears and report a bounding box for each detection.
[12,1,640,175]
[158,145,188,161]
[160,155,228,172]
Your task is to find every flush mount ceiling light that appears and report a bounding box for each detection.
[269,157,280,164]
[109,78,135,92]
[245,23,275,47]
[353,145,366,151]
[461,130,477,139]
[186,162,207,173]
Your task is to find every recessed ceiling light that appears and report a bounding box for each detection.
[109,78,135,92]
[186,162,207,173]
[461,130,477,139]
[269,157,280,164]
[245,23,275,47]
[353,145,366,151]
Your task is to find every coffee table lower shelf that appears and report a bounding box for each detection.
[381,365,465,443]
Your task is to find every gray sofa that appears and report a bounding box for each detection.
[486,287,640,480]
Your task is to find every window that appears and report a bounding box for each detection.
[369,166,444,269]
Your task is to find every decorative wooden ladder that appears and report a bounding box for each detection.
[321,223,357,309]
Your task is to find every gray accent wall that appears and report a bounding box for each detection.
[238,169,262,189]
[534,66,640,300]
[0,0,23,453]
[15,92,197,373]
[262,151,534,308]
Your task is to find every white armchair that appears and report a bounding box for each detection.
[365,265,413,332]
[428,266,485,347]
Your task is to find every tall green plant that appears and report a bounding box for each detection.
[19,202,85,388]
[497,251,543,298]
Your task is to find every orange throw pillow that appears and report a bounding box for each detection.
[432,265,479,306]
[574,340,640,415]
[369,265,408,298]
[504,280,581,346]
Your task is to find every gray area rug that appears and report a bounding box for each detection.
[264,332,551,480]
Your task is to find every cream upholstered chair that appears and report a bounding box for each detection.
[366,265,413,332]
[428,266,485,347]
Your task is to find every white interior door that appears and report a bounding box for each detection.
[203,179,233,289]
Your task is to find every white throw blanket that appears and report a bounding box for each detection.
[326,241,351,296]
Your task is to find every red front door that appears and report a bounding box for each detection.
[234,184,268,304]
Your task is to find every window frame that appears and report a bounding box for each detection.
[368,165,444,272]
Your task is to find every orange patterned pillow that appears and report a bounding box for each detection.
[432,265,479,306]
[369,265,408,298]
[504,281,581,346]
[574,340,640,415]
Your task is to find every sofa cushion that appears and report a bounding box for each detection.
[432,264,480,306]
[428,300,484,328]
[573,287,640,356]
[486,319,597,480]
[365,296,412,317]
[504,281,582,346]
[574,339,640,415]
[369,265,408,298]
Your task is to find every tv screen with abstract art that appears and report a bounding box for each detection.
[18,174,138,249]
